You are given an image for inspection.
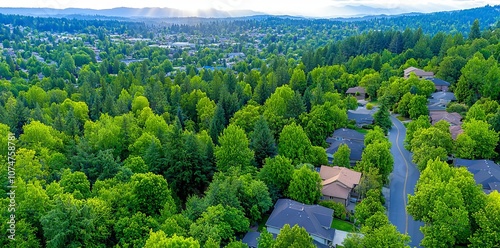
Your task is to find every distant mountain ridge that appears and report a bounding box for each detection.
[0,7,264,18]
[0,4,498,24]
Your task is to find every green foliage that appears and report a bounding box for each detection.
[230,104,261,134]
[3,11,500,248]
[408,158,486,247]
[189,204,249,245]
[263,85,296,135]
[408,95,429,119]
[397,92,413,117]
[144,231,200,248]
[278,122,313,165]
[319,201,348,219]
[250,116,277,167]
[333,143,351,167]
[60,169,91,199]
[209,103,226,144]
[114,212,160,248]
[357,141,393,185]
[130,172,176,217]
[20,120,63,152]
[290,68,307,93]
[303,102,348,146]
[469,19,481,40]
[455,54,496,106]
[203,172,272,223]
[454,119,499,159]
[465,102,487,121]
[273,224,315,248]
[310,145,329,166]
[364,126,387,146]
[41,194,111,248]
[287,166,322,205]
[132,95,150,114]
[404,115,431,150]
[215,124,254,172]
[470,191,500,247]
[257,229,275,248]
[373,106,392,133]
[410,125,453,171]
[354,189,385,226]
[356,167,382,200]
[259,155,295,200]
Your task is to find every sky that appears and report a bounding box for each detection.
[2,0,500,17]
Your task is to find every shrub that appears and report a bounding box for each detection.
[319,201,347,219]
[446,102,467,115]
[366,103,374,110]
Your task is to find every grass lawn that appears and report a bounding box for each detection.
[354,128,369,134]
[331,218,355,232]
[396,115,407,122]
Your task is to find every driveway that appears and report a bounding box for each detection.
[388,115,424,247]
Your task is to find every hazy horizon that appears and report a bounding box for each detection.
[2,0,500,18]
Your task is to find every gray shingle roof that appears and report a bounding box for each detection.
[266,199,336,241]
[242,232,260,248]
[454,159,500,193]
[429,78,451,86]
[326,139,364,162]
[431,91,456,101]
[331,128,365,141]
[347,112,374,126]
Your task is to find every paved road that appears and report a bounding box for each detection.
[388,116,424,248]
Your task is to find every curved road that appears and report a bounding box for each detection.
[388,116,424,248]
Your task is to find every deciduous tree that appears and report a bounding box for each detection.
[287,166,322,205]
[215,124,254,172]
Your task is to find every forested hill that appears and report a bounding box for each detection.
[349,4,500,35]
[0,5,499,38]
[1,3,500,247]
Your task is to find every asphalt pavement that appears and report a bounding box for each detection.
[387,115,424,248]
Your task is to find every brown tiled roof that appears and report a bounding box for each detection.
[449,125,464,140]
[430,112,462,126]
[319,165,361,199]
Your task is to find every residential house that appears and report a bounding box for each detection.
[347,111,374,127]
[242,232,263,248]
[430,112,462,126]
[326,129,365,165]
[347,106,376,128]
[404,67,452,92]
[449,126,464,140]
[429,78,451,91]
[404,66,434,79]
[429,111,463,140]
[320,165,361,206]
[427,91,456,111]
[454,159,500,194]
[265,199,336,247]
[346,86,366,100]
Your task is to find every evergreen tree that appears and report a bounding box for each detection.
[469,19,481,40]
[373,106,392,133]
[250,116,277,167]
[209,103,226,144]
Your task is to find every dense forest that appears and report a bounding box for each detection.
[0,6,500,248]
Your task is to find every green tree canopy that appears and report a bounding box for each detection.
[278,122,313,165]
[333,143,351,167]
[215,124,254,172]
[287,166,322,205]
[273,224,315,248]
